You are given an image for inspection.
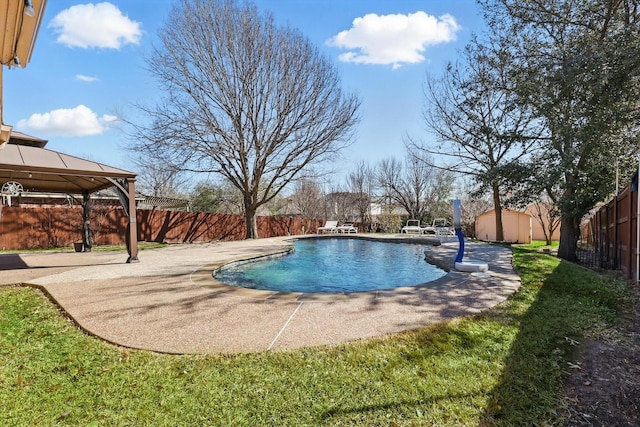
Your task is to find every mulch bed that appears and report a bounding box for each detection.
[562,285,640,426]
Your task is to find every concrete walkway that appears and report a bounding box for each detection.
[0,235,520,354]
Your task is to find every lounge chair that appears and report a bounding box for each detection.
[401,219,425,234]
[336,223,357,233]
[317,220,338,234]
[431,218,455,241]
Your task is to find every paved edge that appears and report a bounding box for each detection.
[0,235,521,354]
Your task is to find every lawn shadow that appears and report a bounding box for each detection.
[480,250,625,425]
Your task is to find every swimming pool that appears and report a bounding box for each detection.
[214,237,447,293]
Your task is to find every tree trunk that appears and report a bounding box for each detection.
[548,217,561,246]
[557,215,580,261]
[244,205,259,239]
[544,217,556,245]
[540,215,551,245]
[492,184,504,242]
[532,204,552,245]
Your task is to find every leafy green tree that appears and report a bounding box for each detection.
[480,0,640,260]
[189,182,224,213]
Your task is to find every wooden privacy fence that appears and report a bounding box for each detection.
[0,205,325,250]
[582,181,638,281]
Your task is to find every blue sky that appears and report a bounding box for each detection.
[5,0,484,185]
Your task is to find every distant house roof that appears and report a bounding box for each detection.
[1,131,136,194]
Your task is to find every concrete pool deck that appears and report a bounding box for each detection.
[0,235,520,354]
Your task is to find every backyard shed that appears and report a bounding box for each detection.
[475,209,532,243]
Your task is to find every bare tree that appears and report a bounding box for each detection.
[347,161,376,231]
[324,186,358,223]
[290,179,325,220]
[454,178,493,238]
[127,0,360,238]
[409,39,539,241]
[528,197,561,246]
[377,155,454,222]
[216,180,245,215]
[132,154,189,198]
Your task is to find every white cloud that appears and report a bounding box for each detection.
[16,105,116,137]
[76,74,99,82]
[49,2,142,49]
[326,11,460,68]
[102,114,118,123]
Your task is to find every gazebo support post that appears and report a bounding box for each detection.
[107,177,139,263]
[81,190,93,252]
[0,66,13,147]
[126,177,139,263]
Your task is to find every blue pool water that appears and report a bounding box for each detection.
[214,238,447,293]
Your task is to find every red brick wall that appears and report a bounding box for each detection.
[0,205,324,250]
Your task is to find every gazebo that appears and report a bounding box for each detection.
[0,131,139,262]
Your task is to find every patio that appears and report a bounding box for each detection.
[0,235,520,354]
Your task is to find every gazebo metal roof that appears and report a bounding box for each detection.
[0,141,136,193]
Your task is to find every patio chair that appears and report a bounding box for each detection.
[401,219,424,234]
[336,223,357,233]
[431,218,455,241]
[317,220,338,234]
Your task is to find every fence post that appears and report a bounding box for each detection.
[636,164,640,282]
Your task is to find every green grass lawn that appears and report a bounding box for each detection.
[0,244,634,426]
[0,242,167,254]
